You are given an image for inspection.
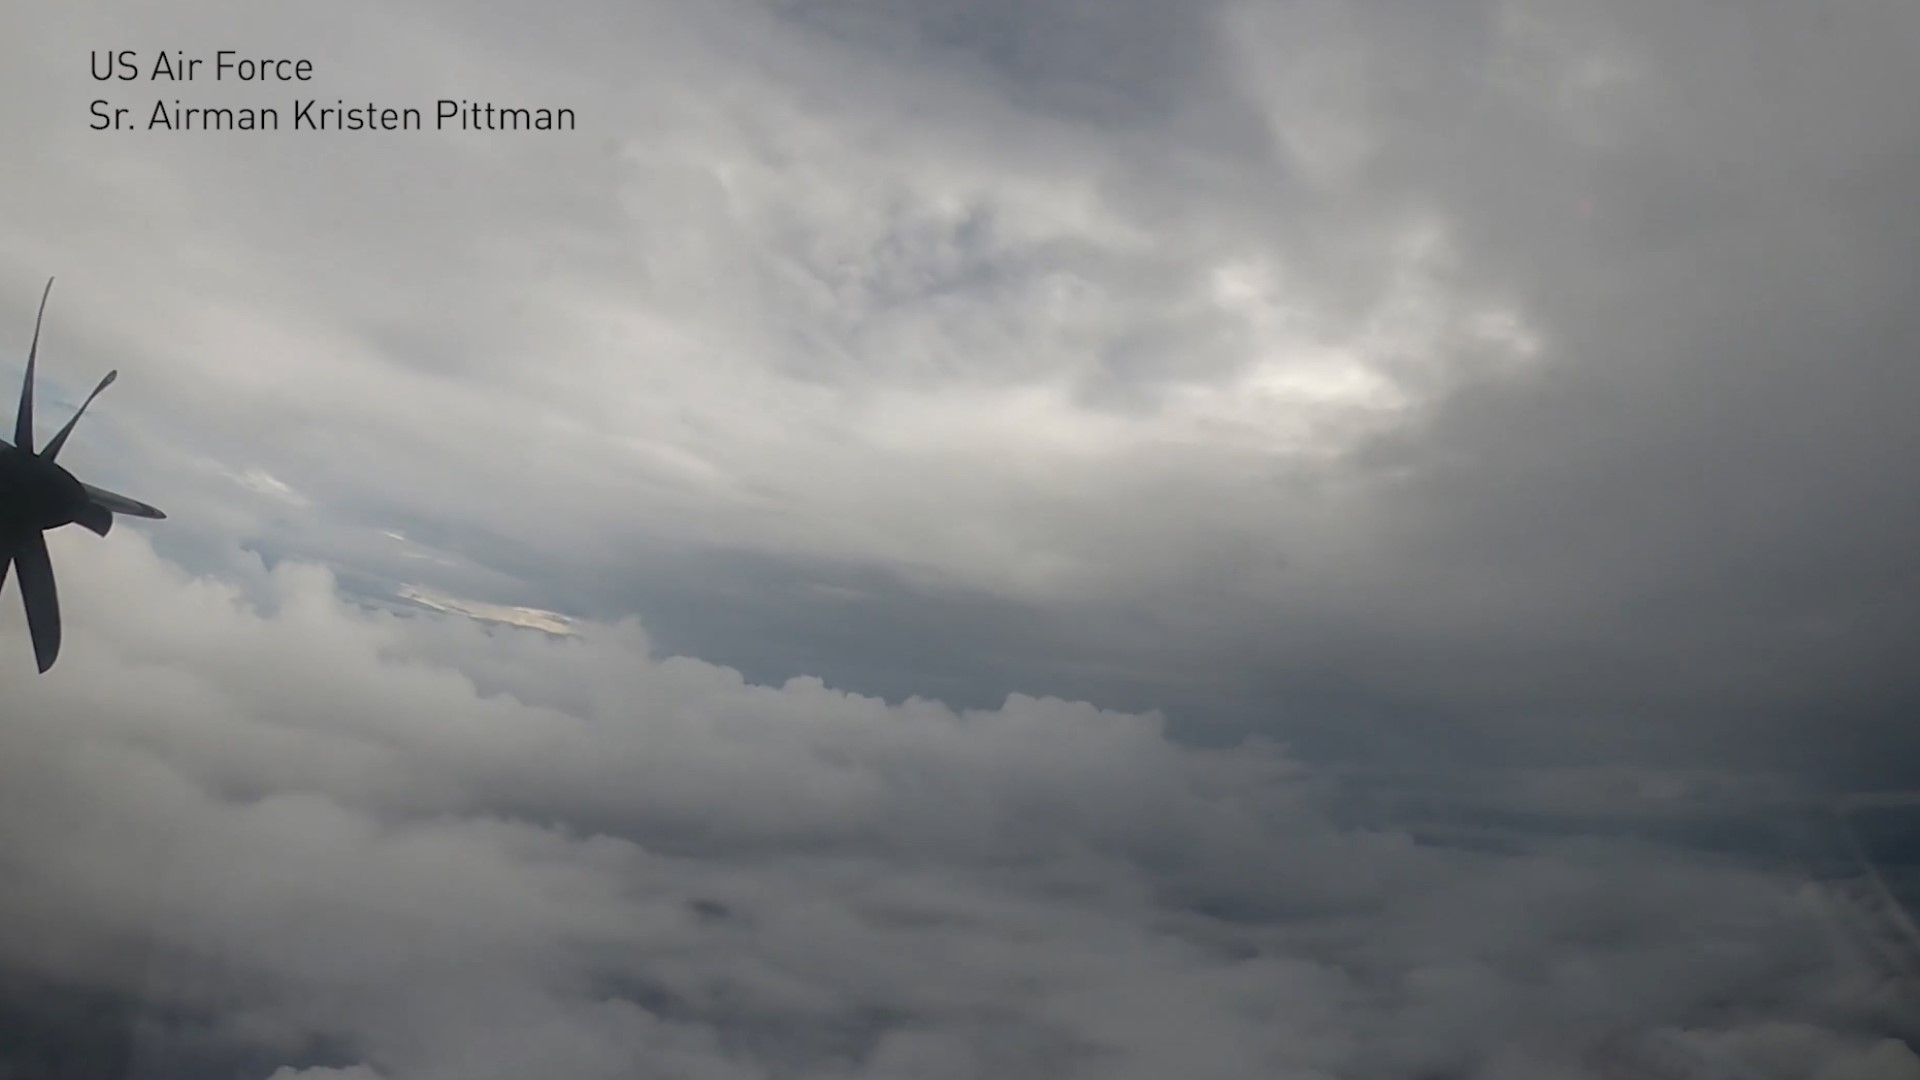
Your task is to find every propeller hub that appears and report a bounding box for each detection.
[0,446,87,532]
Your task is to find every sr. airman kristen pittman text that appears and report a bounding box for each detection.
[91,99,578,132]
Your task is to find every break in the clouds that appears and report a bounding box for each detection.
[0,531,1915,1079]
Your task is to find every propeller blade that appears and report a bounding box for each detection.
[40,369,116,462]
[0,546,10,595]
[13,531,61,673]
[73,500,113,537]
[81,482,164,520]
[16,278,53,453]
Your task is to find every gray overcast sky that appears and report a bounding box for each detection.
[4,1,1920,1077]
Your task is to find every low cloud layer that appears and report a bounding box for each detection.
[0,532,1913,1079]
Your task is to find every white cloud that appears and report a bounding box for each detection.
[0,530,1910,1078]
[2,0,1542,618]
[395,584,577,636]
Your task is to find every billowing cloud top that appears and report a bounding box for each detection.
[0,532,1914,1078]
[4,0,1920,1076]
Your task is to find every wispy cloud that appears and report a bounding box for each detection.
[395,583,577,636]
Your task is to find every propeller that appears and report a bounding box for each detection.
[14,277,48,452]
[1,278,166,672]
[42,368,117,462]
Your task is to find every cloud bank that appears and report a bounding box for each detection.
[0,532,1913,1079]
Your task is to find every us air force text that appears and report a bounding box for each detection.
[87,50,576,133]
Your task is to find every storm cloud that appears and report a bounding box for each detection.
[7,1,1919,780]
[4,0,1920,1075]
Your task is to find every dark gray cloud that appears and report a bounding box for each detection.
[1271,1,1920,777]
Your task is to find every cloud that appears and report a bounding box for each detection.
[0,0,1659,750]
[393,584,577,636]
[7,0,1920,788]
[6,1,1920,1074]
[0,530,1913,1079]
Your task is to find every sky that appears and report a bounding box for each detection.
[2,1,1919,1077]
